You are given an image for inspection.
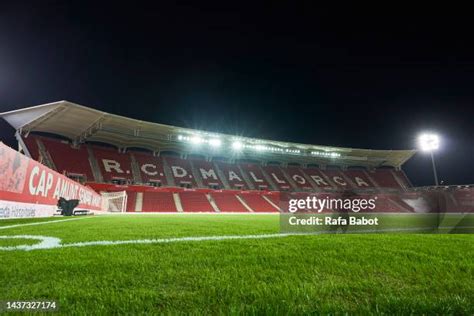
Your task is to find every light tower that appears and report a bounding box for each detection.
[418,133,440,186]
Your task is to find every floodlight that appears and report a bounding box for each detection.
[231,141,243,150]
[209,138,221,147]
[190,136,203,144]
[418,133,439,152]
[417,132,440,186]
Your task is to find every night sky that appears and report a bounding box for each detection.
[0,2,473,186]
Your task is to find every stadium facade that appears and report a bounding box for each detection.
[1,101,472,215]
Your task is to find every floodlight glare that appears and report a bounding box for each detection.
[190,136,203,144]
[417,132,440,186]
[209,138,221,147]
[232,141,243,150]
[418,133,439,152]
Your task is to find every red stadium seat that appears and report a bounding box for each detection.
[191,159,224,188]
[282,192,337,213]
[23,135,422,217]
[133,152,168,186]
[211,192,249,212]
[441,189,474,213]
[142,191,177,212]
[239,163,271,190]
[165,156,197,188]
[369,169,403,189]
[286,167,314,190]
[262,165,292,190]
[93,146,134,183]
[179,191,215,212]
[302,167,334,189]
[365,193,412,212]
[35,136,95,182]
[321,169,354,189]
[239,193,279,212]
[214,161,248,190]
[344,170,375,188]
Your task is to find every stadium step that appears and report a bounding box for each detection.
[237,165,255,190]
[319,170,339,190]
[391,170,408,190]
[130,153,143,184]
[362,170,379,188]
[339,169,357,188]
[162,156,176,187]
[262,195,282,212]
[299,167,322,191]
[35,137,57,170]
[279,166,299,191]
[235,195,254,212]
[173,193,184,212]
[387,195,413,212]
[259,165,278,191]
[206,194,220,212]
[368,169,402,189]
[189,159,205,188]
[399,170,414,187]
[135,192,143,212]
[87,145,103,182]
[240,194,279,212]
[213,161,231,189]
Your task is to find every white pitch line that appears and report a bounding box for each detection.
[0,217,90,230]
[0,235,62,251]
[0,226,473,251]
[62,233,294,249]
[0,233,297,251]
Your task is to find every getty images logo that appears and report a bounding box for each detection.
[287,196,377,213]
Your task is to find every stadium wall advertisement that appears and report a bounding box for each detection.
[0,143,104,218]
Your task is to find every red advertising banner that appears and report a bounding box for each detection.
[0,142,104,218]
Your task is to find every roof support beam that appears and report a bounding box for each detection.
[73,115,106,145]
[22,104,66,134]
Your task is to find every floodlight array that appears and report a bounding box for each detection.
[311,151,341,158]
[232,143,300,154]
[177,135,221,148]
[177,134,340,158]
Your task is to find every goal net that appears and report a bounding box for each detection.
[101,191,128,213]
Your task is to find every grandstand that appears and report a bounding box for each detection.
[1,100,472,214]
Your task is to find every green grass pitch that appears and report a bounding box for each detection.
[0,214,473,314]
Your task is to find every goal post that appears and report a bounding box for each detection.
[101,191,128,213]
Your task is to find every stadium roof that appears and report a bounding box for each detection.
[0,101,416,168]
